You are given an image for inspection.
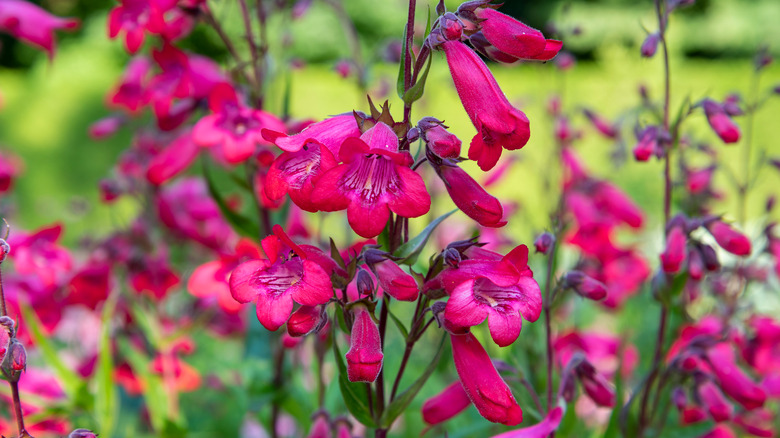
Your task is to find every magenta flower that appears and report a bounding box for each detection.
[417,117,462,159]
[108,0,154,54]
[229,225,333,331]
[660,225,687,273]
[0,0,78,59]
[265,139,339,212]
[490,407,563,438]
[364,249,419,301]
[467,6,562,62]
[346,305,383,383]
[433,160,506,228]
[440,39,530,171]
[108,56,151,113]
[702,99,740,144]
[146,131,199,186]
[640,33,660,58]
[451,332,523,425]
[706,343,766,410]
[287,305,326,338]
[707,220,751,256]
[562,270,607,301]
[421,381,472,425]
[311,122,431,238]
[697,380,733,422]
[129,254,180,300]
[633,126,659,161]
[262,112,362,154]
[442,245,541,347]
[583,109,619,139]
[193,83,285,164]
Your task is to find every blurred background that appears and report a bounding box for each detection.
[0,0,778,246]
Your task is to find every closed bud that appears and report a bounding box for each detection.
[640,32,660,58]
[672,387,688,410]
[69,429,98,438]
[356,269,374,297]
[346,306,383,383]
[436,0,446,16]
[0,316,13,330]
[8,340,26,372]
[576,360,616,407]
[534,232,555,254]
[708,220,751,256]
[687,248,705,280]
[443,247,461,268]
[287,305,326,338]
[439,12,464,41]
[562,270,607,301]
[660,226,687,273]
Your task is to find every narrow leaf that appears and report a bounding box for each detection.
[396,27,408,99]
[95,291,119,436]
[402,54,433,105]
[387,309,409,339]
[394,210,456,264]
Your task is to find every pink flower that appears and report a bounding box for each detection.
[450,332,523,425]
[421,381,472,425]
[418,117,462,159]
[575,360,616,407]
[261,112,362,154]
[108,0,154,54]
[0,0,78,59]
[0,151,21,194]
[146,130,199,185]
[440,39,530,171]
[702,99,740,144]
[490,406,563,438]
[633,126,659,161]
[10,223,73,289]
[287,305,326,338]
[660,226,687,273]
[311,122,431,238]
[707,220,751,256]
[67,259,113,310]
[364,249,419,301]
[193,83,285,164]
[433,160,506,228]
[229,225,333,331]
[265,139,338,212]
[129,254,180,300]
[442,245,542,347]
[700,425,737,438]
[562,270,607,301]
[89,115,125,140]
[697,380,733,422]
[467,6,562,62]
[346,305,383,383]
[706,343,766,410]
[108,56,151,113]
[686,166,715,194]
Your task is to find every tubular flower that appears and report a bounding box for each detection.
[702,99,740,144]
[439,39,531,171]
[707,220,751,256]
[442,245,542,347]
[193,83,285,164]
[364,249,419,301]
[346,305,383,383]
[451,332,523,425]
[311,122,430,238]
[422,381,472,425]
[0,0,79,59]
[465,5,562,62]
[265,139,339,212]
[490,407,563,438]
[660,225,687,273]
[433,159,506,228]
[229,225,333,331]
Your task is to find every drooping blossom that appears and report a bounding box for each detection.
[707,220,751,256]
[706,343,766,410]
[0,0,79,59]
[364,249,419,301]
[534,232,554,255]
[633,126,659,161]
[229,225,333,331]
[89,115,125,140]
[660,225,687,273]
[702,99,741,144]
[442,244,542,347]
[435,37,531,171]
[432,159,506,228]
[108,56,152,113]
[146,130,199,185]
[287,305,327,337]
[421,381,472,425]
[697,380,734,422]
[561,270,607,301]
[311,122,431,238]
[450,332,523,425]
[346,305,383,383]
[193,83,285,164]
[129,253,180,300]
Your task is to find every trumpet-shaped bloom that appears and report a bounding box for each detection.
[434,160,506,228]
[707,220,751,256]
[451,332,523,425]
[229,226,333,331]
[262,112,362,154]
[0,0,79,59]
[311,122,430,238]
[441,40,530,171]
[471,7,562,62]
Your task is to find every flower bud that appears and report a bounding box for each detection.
[439,12,463,41]
[434,161,506,228]
[633,126,659,161]
[660,226,687,273]
[0,238,9,263]
[707,220,751,256]
[443,247,461,268]
[8,340,26,372]
[534,232,555,255]
[640,32,660,58]
[69,429,98,438]
[287,305,324,337]
[687,248,705,280]
[576,360,616,407]
[89,115,124,140]
[698,244,720,271]
[672,387,688,410]
[346,306,383,383]
[355,269,374,297]
[364,250,418,301]
[421,381,471,425]
[702,99,740,144]
[421,121,461,159]
[562,270,607,301]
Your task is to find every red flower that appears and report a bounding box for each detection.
[660,226,687,273]
[490,407,563,438]
[311,122,430,238]
[265,139,339,212]
[468,6,562,62]
[421,381,471,425]
[450,332,523,425]
[229,225,333,331]
[707,220,751,256]
[346,305,383,383]
[0,0,78,59]
[433,160,506,228]
[262,112,362,154]
[364,249,419,301]
[193,83,285,164]
[108,56,151,113]
[440,39,530,171]
[146,130,199,185]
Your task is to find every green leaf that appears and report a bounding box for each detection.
[330,238,347,270]
[402,54,433,105]
[396,27,408,99]
[379,334,446,428]
[19,304,83,397]
[203,159,261,238]
[387,309,409,339]
[394,210,456,265]
[333,340,376,427]
[664,421,714,438]
[118,338,170,432]
[95,291,119,436]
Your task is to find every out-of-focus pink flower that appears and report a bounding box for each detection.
[265,139,338,212]
[534,232,555,255]
[149,354,202,392]
[307,412,331,438]
[108,0,154,54]
[108,56,151,113]
[686,166,715,194]
[490,406,563,438]
[640,33,660,58]
[10,223,73,289]
[146,130,199,185]
[442,245,541,347]
[0,151,22,194]
[707,220,751,256]
[422,381,472,425]
[129,254,180,300]
[230,226,333,331]
[707,343,766,410]
[583,109,618,139]
[334,59,354,78]
[461,5,562,62]
[0,0,79,59]
[67,259,113,310]
[193,83,285,164]
[346,305,383,383]
[702,99,740,144]
[660,226,687,273]
[188,238,263,313]
[697,380,733,422]
[700,424,737,438]
[433,160,506,228]
[562,270,607,301]
[555,331,639,380]
[633,126,659,161]
[311,122,430,238]
[262,112,362,154]
[733,408,774,438]
[89,115,125,140]
[439,39,530,171]
[451,332,523,425]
